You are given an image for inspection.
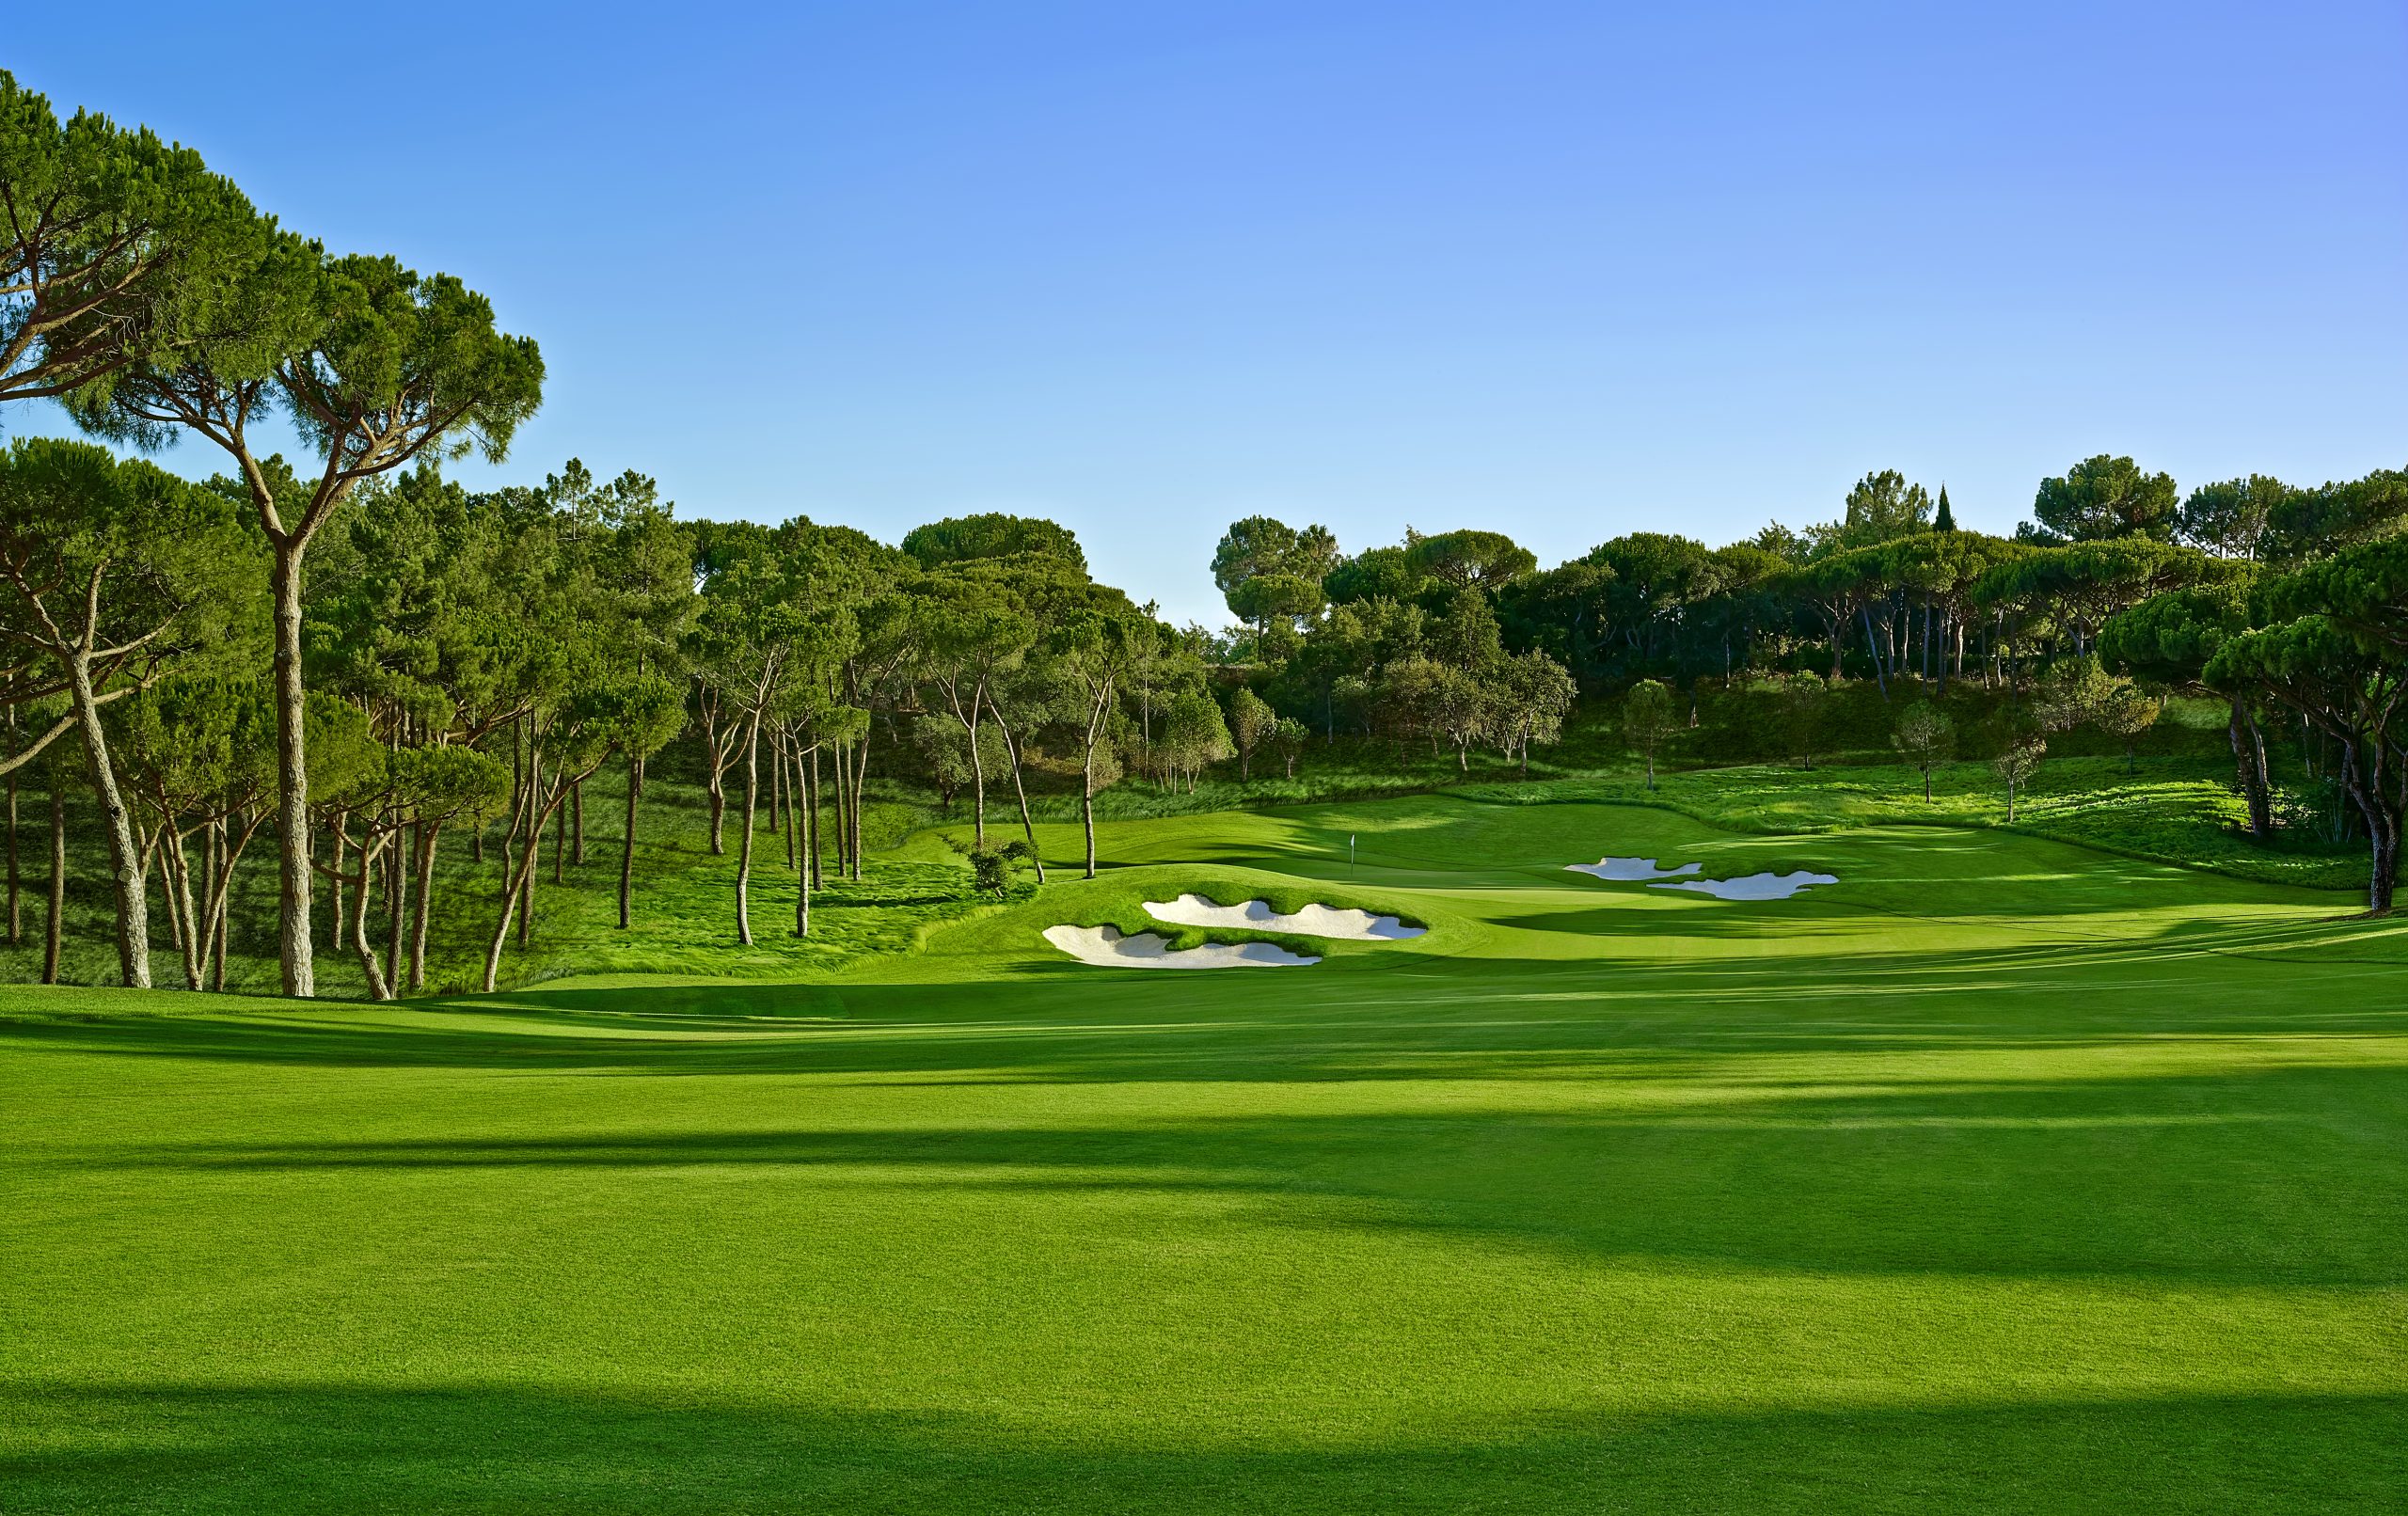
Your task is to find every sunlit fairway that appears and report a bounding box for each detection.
[5,796,2405,1513]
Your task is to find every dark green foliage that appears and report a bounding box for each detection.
[900,513,1086,573]
[2030,455,2180,543]
[1403,529,1536,590]
[1323,545,1424,606]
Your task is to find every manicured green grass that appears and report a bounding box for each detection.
[1459,755,2368,892]
[4,796,2403,1512]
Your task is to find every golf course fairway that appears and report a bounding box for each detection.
[5,795,2404,1513]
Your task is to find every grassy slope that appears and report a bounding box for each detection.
[5,795,2404,1513]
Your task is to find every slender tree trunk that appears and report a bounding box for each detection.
[200,819,218,987]
[571,780,585,865]
[210,820,232,992]
[851,735,869,881]
[964,694,989,849]
[268,544,314,996]
[482,779,574,993]
[706,729,728,855]
[997,720,1045,883]
[736,710,763,946]
[831,736,851,877]
[804,750,823,938]
[778,732,795,866]
[409,822,439,993]
[518,745,541,950]
[64,654,149,989]
[6,755,18,944]
[326,820,347,951]
[618,751,640,929]
[167,829,203,989]
[552,789,566,883]
[806,744,823,892]
[386,820,408,996]
[145,821,179,955]
[1861,607,1888,701]
[769,731,785,842]
[43,772,64,984]
[1083,762,1099,878]
[352,841,391,1001]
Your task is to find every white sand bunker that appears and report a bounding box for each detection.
[1565,857,1703,882]
[1142,893,1426,941]
[1651,871,1838,901]
[1042,924,1321,969]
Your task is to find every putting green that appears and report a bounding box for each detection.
[5,796,2404,1513]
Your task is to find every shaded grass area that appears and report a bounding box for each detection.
[4,799,2403,1512]
[6,1382,2399,1515]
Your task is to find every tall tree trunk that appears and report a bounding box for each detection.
[571,779,585,865]
[167,829,204,989]
[804,746,823,938]
[806,744,822,892]
[552,789,566,883]
[386,820,408,996]
[706,737,728,855]
[352,842,391,1001]
[964,697,988,849]
[852,735,870,880]
[1860,607,1888,701]
[43,772,64,984]
[6,751,18,944]
[1083,766,1099,879]
[268,544,314,996]
[830,736,851,877]
[1001,741,1039,885]
[777,732,794,866]
[325,819,346,951]
[618,751,640,929]
[210,819,233,992]
[64,654,149,988]
[200,819,218,987]
[482,780,573,993]
[736,711,763,945]
[409,822,439,993]
[518,746,541,950]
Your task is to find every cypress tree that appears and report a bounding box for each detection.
[1934,484,1957,532]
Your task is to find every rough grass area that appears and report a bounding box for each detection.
[6,796,2401,1513]
[1458,756,2367,892]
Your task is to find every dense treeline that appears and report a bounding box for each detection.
[1206,457,2408,909]
[4,71,2406,1004]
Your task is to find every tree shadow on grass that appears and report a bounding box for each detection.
[91,1057,2408,1289]
[2,1380,2398,1516]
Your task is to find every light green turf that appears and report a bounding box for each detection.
[4,795,2404,1513]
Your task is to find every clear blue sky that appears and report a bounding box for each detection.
[11,1,2405,624]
